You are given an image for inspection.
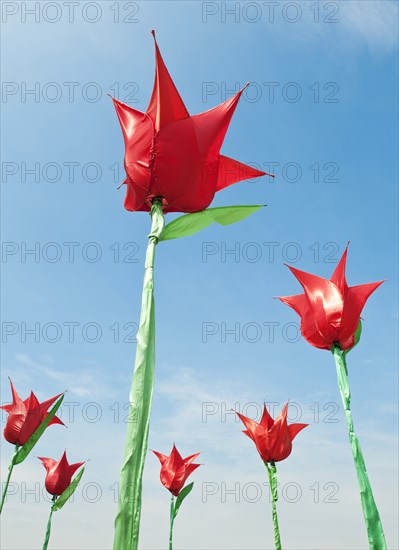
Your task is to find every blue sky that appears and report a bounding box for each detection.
[1,1,398,549]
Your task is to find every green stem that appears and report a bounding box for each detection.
[0,446,19,514]
[332,345,386,550]
[265,461,282,550]
[169,494,175,550]
[113,200,165,550]
[42,497,56,550]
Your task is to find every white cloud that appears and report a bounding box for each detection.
[6,353,115,400]
[341,0,398,54]
[1,365,397,549]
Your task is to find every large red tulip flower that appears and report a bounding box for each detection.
[278,245,383,350]
[0,379,64,446]
[38,451,85,496]
[236,403,307,463]
[153,444,201,497]
[111,31,268,213]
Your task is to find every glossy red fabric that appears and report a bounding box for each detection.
[153,444,201,496]
[0,379,64,446]
[38,451,84,496]
[111,31,269,213]
[236,403,307,463]
[278,245,384,350]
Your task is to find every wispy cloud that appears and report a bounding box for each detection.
[341,0,398,54]
[4,353,114,400]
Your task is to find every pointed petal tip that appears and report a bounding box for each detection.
[255,169,275,178]
[150,29,159,48]
[274,295,292,303]
[283,262,299,275]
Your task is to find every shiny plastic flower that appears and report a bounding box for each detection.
[277,246,384,350]
[38,451,85,496]
[111,31,268,213]
[0,379,64,446]
[153,444,201,496]
[236,403,307,463]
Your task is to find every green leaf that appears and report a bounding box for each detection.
[173,482,194,520]
[52,467,85,511]
[344,320,362,357]
[14,393,65,465]
[159,205,265,241]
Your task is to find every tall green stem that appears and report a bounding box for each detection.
[113,200,165,550]
[265,461,282,550]
[332,345,386,550]
[42,497,56,550]
[169,494,175,550]
[0,446,19,514]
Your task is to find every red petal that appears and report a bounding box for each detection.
[259,404,274,430]
[24,391,40,411]
[299,313,336,350]
[150,116,213,212]
[339,281,384,348]
[268,404,292,461]
[2,379,24,410]
[38,456,57,473]
[39,393,63,416]
[181,463,201,489]
[44,452,72,496]
[191,89,246,156]
[183,453,201,467]
[3,413,26,445]
[288,423,308,441]
[146,31,189,131]
[279,287,335,349]
[216,156,266,192]
[330,245,349,295]
[152,450,168,465]
[18,411,41,445]
[112,98,150,143]
[277,294,308,318]
[69,461,85,477]
[0,379,24,413]
[288,266,343,344]
[48,415,65,427]
[235,411,262,437]
[236,411,271,461]
[160,445,186,496]
[111,97,153,211]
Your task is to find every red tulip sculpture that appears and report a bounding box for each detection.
[278,245,386,549]
[153,445,201,550]
[39,452,85,550]
[0,379,65,513]
[236,403,307,550]
[111,31,270,550]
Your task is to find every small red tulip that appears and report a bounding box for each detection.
[111,31,269,213]
[38,451,84,496]
[236,403,307,463]
[0,379,64,446]
[277,245,384,350]
[153,444,201,496]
